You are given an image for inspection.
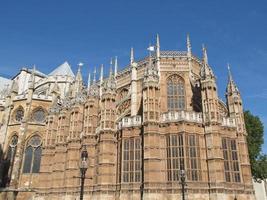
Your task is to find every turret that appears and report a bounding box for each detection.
[142,48,160,122]
[114,56,118,77]
[200,45,219,123]
[97,60,117,186]
[99,64,104,97]
[87,72,91,91]
[156,34,160,72]
[130,48,138,116]
[226,64,245,133]
[73,63,83,96]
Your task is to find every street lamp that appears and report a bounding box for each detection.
[180,169,186,200]
[79,145,88,200]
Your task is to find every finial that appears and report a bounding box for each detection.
[78,62,84,71]
[148,43,153,67]
[93,66,96,84]
[109,58,113,78]
[100,64,104,83]
[114,56,118,76]
[156,34,160,60]
[227,63,233,81]
[130,47,134,65]
[156,34,160,48]
[187,34,192,56]
[202,44,208,64]
[87,72,91,89]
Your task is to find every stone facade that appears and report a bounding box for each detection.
[0,35,255,200]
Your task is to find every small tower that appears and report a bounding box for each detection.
[87,72,91,91]
[130,48,138,116]
[142,48,163,191]
[143,50,160,122]
[156,34,160,72]
[97,65,117,187]
[73,63,84,96]
[114,56,118,77]
[200,45,219,124]
[226,64,245,133]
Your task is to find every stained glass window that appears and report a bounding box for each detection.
[22,135,42,173]
[122,138,141,183]
[167,134,201,182]
[6,135,18,183]
[32,108,46,123]
[222,138,241,182]
[167,75,185,111]
[15,108,24,122]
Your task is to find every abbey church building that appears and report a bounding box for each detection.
[0,35,255,200]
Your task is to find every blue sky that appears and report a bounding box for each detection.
[0,0,266,152]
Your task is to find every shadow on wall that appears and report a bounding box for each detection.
[0,144,11,188]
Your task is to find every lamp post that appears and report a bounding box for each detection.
[80,145,88,200]
[180,169,186,200]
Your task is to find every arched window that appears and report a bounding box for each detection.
[167,75,185,111]
[14,107,24,122]
[4,135,18,185]
[22,135,42,173]
[32,108,46,123]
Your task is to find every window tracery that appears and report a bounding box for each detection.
[15,108,24,122]
[166,134,201,182]
[222,138,241,182]
[32,108,46,123]
[22,135,42,173]
[167,75,185,111]
[122,138,141,183]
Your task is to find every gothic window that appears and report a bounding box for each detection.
[23,135,42,173]
[185,135,201,181]
[167,134,201,182]
[122,138,141,183]
[15,108,24,122]
[167,75,185,111]
[222,138,241,183]
[167,134,184,181]
[32,108,46,123]
[6,134,18,172]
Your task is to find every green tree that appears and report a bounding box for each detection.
[244,110,267,181]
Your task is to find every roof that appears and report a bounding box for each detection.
[49,61,75,77]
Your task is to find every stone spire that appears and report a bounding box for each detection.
[109,58,113,78]
[156,34,160,61]
[76,63,83,82]
[156,34,161,75]
[200,45,214,80]
[87,72,91,90]
[202,44,208,65]
[143,47,159,88]
[114,56,118,77]
[130,47,134,65]
[93,66,97,84]
[100,64,104,84]
[226,63,239,95]
[74,62,83,94]
[88,66,99,97]
[187,34,192,57]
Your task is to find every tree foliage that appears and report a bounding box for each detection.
[244,110,267,181]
